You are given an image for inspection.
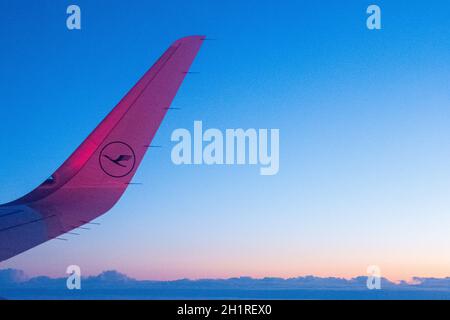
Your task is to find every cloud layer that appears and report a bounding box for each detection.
[1,269,449,300]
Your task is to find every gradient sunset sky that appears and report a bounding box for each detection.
[0,0,449,281]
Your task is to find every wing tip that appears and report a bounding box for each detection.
[172,35,206,46]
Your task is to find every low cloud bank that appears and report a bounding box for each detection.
[1,269,449,299]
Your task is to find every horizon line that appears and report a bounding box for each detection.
[2,268,449,284]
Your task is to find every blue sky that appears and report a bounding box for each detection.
[0,0,450,281]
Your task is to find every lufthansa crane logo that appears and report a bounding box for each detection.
[99,141,136,178]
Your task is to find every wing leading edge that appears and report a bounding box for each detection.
[0,36,205,263]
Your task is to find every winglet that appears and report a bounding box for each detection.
[0,36,205,262]
[8,35,205,205]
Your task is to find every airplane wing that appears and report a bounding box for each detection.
[0,35,205,263]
